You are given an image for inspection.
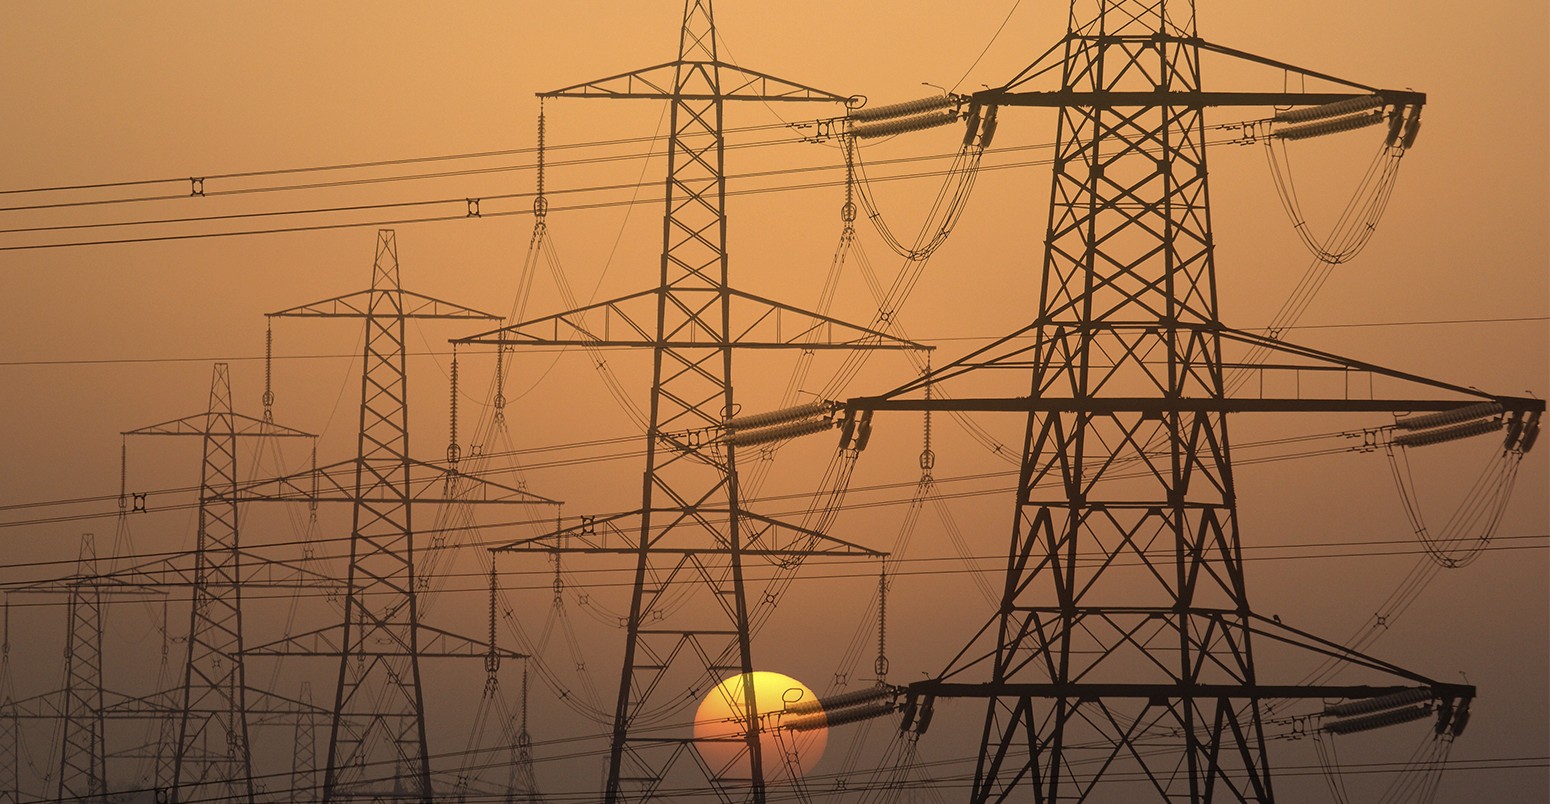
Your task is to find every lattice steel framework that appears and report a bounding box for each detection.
[460,3,914,800]
[123,362,311,803]
[0,602,17,804]
[265,229,546,802]
[843,1,1541,801]
[294,682,319,803]
[58,536,106,802]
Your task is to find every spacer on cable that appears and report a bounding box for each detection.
[189,177,205,197]
[466,198,482,217]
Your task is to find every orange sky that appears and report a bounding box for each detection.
[0,2,1545,801]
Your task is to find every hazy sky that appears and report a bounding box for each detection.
[0,2,1545,801]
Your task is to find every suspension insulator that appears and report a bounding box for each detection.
[1385,108,1407,147]
[1400,115,1423,149]
[1323,687,1431,718]
[1275,109,1385,141]
[1448,706,1472,737]
[1519,412,1543,454]
[725,401,831,431]
[726,416,834,447]
[838,408,874,452]
[852,414,874,451]
[914,695,936,734]
[1391,417,1503,448]
[979,105,999,148]
[1503,411,1527,451]
[1324,702,1433,735]
[850,94,955,123]
[786,685,888,715]
[1395,401,1503,431]
[962,104,1001,149]
[898,693,918,732]
[852,110,961,140]
[1273,94,1385,124]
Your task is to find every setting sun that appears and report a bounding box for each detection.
[692,671,828,779]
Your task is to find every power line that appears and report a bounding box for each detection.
[3,535,1544,607]
[0,118,802,202]
[2,316,1541,369]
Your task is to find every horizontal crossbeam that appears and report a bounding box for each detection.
[977,89,1425,109]
[844,395,1543,415]
[909,681,1475,701]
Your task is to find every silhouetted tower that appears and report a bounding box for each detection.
[294,682,319,803]
[264,229,546,802]
[846,1,1542,801]
[460,2,912,801]
[0,601,17,804]
[58,535,106,802]
[123,362,311,803]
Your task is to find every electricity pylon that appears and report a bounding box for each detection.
[249,229,550,802]
[458,2,915,800]
[845,1,1543,801]
[58,535,106,802]
[121,361,311,803]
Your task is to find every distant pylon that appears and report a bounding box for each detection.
[294,682,319,803]
[260,229,549,802]
[124,362,312,803]
[0,600,19,804]
[58,534,106,802]
[460,3,915,801]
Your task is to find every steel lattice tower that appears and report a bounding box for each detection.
[58,535,106,802]
[123,362,311,803]
[460,2,915,799]
[845,1,1543,801]
[0,602,18,804]
[258,229,546,802]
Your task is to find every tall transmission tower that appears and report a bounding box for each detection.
[845,1,1544,801]
[121,362,312,803]
[58,535,106,802]
[0,600,17,804]
[250,228,548,802]
[458,2,915,800]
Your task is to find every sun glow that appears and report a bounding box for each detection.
[692,671,828,779]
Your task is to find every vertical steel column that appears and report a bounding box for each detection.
[58,535,106,802]
[973,3,1269,800]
